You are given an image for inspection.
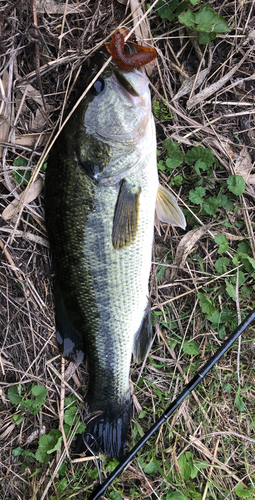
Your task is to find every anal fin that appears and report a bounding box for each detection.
[155,184,186,230]
[132,304,153,364]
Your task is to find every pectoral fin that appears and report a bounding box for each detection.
[55,283,85,364]
[155,184,186,230]
[112,179,141,250]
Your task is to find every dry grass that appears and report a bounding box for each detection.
[0,0,255,499]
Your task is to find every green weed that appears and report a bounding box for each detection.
[9,388,85,474]
[155,1,231,43]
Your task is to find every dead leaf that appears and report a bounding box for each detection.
[0,70,10,159]
[16,83,45,107]
[187,50,252,110]
[26,426,46,444]
[130,0,156,76]
[0,387,8,405]
[211,231,244,241]
[173,67,210,101]
[30,107,48,132]
[0,424,15,440]
[1,178,43,221]
[16,133,50,148]
[234,145,255,184]
[21,0,87,14]
[170,226,210,280]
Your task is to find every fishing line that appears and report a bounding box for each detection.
[87,307,255,500]
[82,432,102,484]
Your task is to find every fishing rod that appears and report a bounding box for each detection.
[88,307,255,500]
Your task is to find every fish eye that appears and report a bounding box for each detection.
[91,77,105,95]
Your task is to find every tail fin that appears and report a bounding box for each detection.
[75,399,130,460]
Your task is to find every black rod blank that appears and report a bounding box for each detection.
[88,308,255,500]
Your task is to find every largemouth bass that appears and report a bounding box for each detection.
[45,50,185,459]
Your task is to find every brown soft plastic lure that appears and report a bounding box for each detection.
[106,27,157,70]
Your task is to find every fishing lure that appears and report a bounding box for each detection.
[106,27,157,70]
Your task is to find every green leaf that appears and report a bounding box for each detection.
[207,307,235,327]
[194,159,208,174]
[8,386,23,405]
[185,146,215,167]
[178,9,196,29]
[235,483,254,498]
[178,453,191,483]
[31,385,48,406]
[11,414,24,425]
[166,491,188,500]
[166,155,184,171]
[157,265,166,282]
[109,492,122,500]
[199,31,216,44]
[194,5,230,34]
[138,410,146,419]
[224,383,232,393]
[29,468,42,478]
[170,174,185,187]
[156,0,179,21]
[107,458,119,472]
[12,446,24,457]
[12,169,31,186]
[183,341,200,356]
[164,140,184,170]
[35,430,63,463]
[237,240,250,255]
[13,157,28,167]
[219,326,226,339]
[222,196,234,211]
[198,292,215,316]
[215,234,229,254]
[186,484,203,499]
[189,186,205,204]
[179,5,230,44]
[144,460,157,474]
[235,395,245,412]
[64,395,77,406]
[157,159,166,172]
[63,405,78,426]
[215,257,230,275]
[57,463,67,476]
[193,460,209,472]
[225,280,236,301]
[227,175,246,195]
[87,467,99,479]
[76,423,86,435]
[21,450,36,463]
[135,421,144,437]
[56,478,68,493]
[238,253,255,272]
[203,196,221,217]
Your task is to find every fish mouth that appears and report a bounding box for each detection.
[111,65,150,105]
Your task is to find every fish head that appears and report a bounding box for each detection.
[74,50,155,183]
[84,50,152,138]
